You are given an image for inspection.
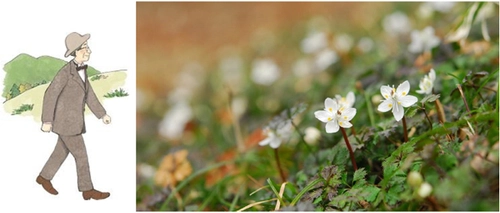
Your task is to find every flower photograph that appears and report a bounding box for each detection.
[136,2,499,211]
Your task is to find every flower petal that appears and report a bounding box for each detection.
[314,110,332,123]
[258,137,272,146]
[380,85,393,99]
[377,99,393,112]
[346,91,355,107]
[392,102,404,121]
[341,108,357,121]
[324,98,338,112]
[325,121,339,133]
[269,138,282,149]
[429,69,436,82]
[396,80,410,96]
[339,120,352,128]
[399,95,418,107]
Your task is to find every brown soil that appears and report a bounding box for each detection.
[137,2,393,96]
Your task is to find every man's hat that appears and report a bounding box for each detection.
[64,32,90,57]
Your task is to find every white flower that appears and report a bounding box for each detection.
[314,98,357,133]
[251,58,280,86]
[304,127,321,145]
[416,69,436,95]
[429,2,455,13]
[377,80,418,121]
[383,11,411,36]
[315,48,338,71]
[301,31,328,54]
[357,37,375,53]
[334,34,354,52]
[335,91,356,111]
[158,101,193,140]
[408,26,440,54]
[418,182,433,198]
[259,121,293,149]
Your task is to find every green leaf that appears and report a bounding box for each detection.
[291,178,323,206]
[363,186,381,203]
[420,94,441,104]
[353,168,367,183]
[405,106,419,118]
[267,178,287,207]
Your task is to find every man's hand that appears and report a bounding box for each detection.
[102,114,111,124]
[41,122,52,133]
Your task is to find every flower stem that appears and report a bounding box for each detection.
[340,127,358,171]
[274,148,286,183]
[457,84,471,115]
[402,116,409,142]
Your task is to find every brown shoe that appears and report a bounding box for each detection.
[36,175,58,195]
[82,189,110,200]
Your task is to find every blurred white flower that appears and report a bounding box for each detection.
[383,11,411,36]
[158,101,193,141]
[418,182,433,198]
[334,34,354,52]
[314,98,357,133]
[231,96,248,119]
[377,81,418,121]
[137,163,156,180]
[251,58,280,86]
[259,121,293,149]
[301,31,328,54]
[168,62,205,104]
[429,2,455,13]
[259,103,307,148]
[357,37,375,53]
[315,48,338,71]
[292,58,314,77]
[335,91,356,111]
[416,69,436,95]
[408,26,440,54]
[417,3,434,19]
[304,127,321,145]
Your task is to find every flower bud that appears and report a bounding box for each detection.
[304,127,321,145]
[407,171,423,188]
[418,182,433,198]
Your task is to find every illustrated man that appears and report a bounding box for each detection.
[36,32,111,200]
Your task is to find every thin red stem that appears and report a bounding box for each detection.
[274,148,286,183]
[402,116,409,142]
[340,127,358,171]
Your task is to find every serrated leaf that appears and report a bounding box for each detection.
[405,106,419,118]
[362,186,381,203]
[353,168,367,182]
[327,190,337,201]
[420,94,441,104]
[305,188,323,201]
[321,165,337,180]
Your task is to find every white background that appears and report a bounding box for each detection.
[0,1,136,212]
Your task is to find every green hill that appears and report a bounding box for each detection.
[3,70,127,122]
[2,53,100,100]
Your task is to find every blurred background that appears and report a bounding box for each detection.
[137,2,498,211]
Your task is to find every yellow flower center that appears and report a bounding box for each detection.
[327,117,332,121]
[328,107,333,112]
[388,103,393,108]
